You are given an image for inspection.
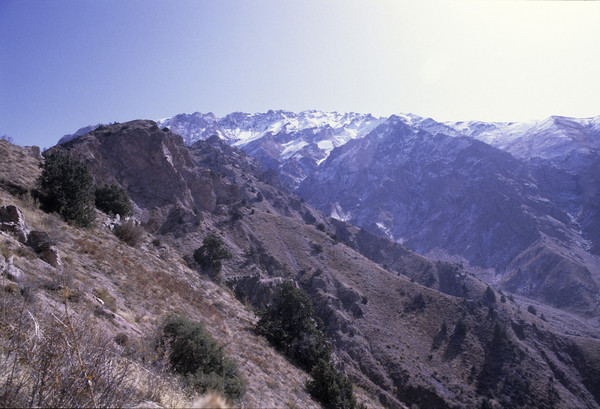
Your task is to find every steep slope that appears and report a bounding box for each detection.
[1,140,323,409]
[296,116,600,316]
[63,111,600,318]
[43,124,600,408]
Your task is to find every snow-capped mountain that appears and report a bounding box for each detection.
[60,110,600,314]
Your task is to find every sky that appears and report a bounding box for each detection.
[1,0,600,148]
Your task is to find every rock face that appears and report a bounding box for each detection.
[0,205,29,243]
[297,117,600,316]
[4,256,24,282]
[27,230,61,268]
[50,120,245,233]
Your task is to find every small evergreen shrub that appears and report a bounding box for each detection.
[95,183,133,216]
[37,152,96,226]
[193,234,232,281]
[484,286,496,305]
[307,359,357,409]
[256,281,330,371]
[256,281,360,408]
[455,317,468,338]
[527,305,537,316]
[158,314,244,400]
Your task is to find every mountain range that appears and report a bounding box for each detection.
[3,116,600,408]
[149,110,600,318]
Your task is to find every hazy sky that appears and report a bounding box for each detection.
[1,0,599,147]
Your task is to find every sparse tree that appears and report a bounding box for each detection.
[95,183,133,217]
[484,286,496,305]
[158,314,245,400]
[256,281,330,371]
[37,152,95,226]
[193,234,232,281]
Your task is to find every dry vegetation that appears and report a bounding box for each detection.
[0,142,322,408]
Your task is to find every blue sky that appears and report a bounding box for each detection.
[1,0,600,148]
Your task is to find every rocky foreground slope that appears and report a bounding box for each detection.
[5,121,593,408]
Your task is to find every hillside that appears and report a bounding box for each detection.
[3,123,600,408]
[148,110,600,318]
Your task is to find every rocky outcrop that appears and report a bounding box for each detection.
[227,275,285,309]
[4,256,24,282]
[0,205,29,243]
[48,120,245,233]
[298,118,600,316]
[27,230,61,268]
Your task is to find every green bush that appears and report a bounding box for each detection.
[95,183,133,217]
[307,359,357,409]
[527,305,537,316]
[256,281,330,371]
[37,152,96,226]
[193,234,232,281]
[159,314,244,400]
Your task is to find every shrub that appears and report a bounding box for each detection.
[114,220,144,247]
[484,286,496,305]
[455,317,468,338]
[307,359,356,409]
[158,314,244,400]
[527,305,537,316]
[256,281,330,371]
[193,234,231,281]
[316,223,326,232]
[95,183,133,217]
[37,152,96,226]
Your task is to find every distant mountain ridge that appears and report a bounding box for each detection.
[61,111,600,316]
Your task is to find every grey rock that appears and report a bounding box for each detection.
[42,246,61,268]
[5,256,24,282]
[27,230,54,252]
[0,205,29,243]
[227,275,284,309]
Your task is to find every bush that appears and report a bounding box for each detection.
[95,183,133,217]
[527,305,537,316]
[307,359,357,409]
[455,317,468,338]
[256,281,330,371]
[114,220,144,247]
[193,234,231,281]
[37,152,96,226]
[484,286,496,305]
[158,314,244,400]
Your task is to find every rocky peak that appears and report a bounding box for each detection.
[48,120,243,233]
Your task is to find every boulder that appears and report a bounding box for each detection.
[42,247,61,268]
[27,230,54,252]
[0,205,29,243]
[4,256,24,282]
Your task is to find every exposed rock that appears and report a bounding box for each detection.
[47,120,244,234]
[41,247,61,268]
[0,205,29,243]
[0,255,6,274]
[27,230,54,252]
[227,275,285,309]
[4,256,24,282]
[26,230,60,268]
